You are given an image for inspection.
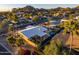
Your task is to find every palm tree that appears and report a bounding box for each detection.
[0,23,3,30]
[47,17,52,28]
[8,24,14,32]
[43,39,69,55]
[60,17,78,54]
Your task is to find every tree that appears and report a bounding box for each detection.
[47,17,52,28]
[11,13,18,22]
[43,39,69,55]
[7,36,16,47]
[60,17,78,54]
[8,24,14,32]
[0,19,8,30]
[7,34,43,55]
[32,15,39,22]
[16,38,25,47]
[7,36,26,54]
[7,12,18,23]
[7,35,25,46]
[0,23,3,29]
[12,8,18,13]
[23,14,32,19]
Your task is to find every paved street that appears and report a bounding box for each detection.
[0,35,12,54]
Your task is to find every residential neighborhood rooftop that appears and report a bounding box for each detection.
[20,26,47,39]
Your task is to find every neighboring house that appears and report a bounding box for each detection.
[75,16,79,19]
[50,20,60,26]
[11,18,32,29]
[0,15,6,23]
[18,26,48,48]
[60,18,69,23]
[16,12,24,18]
[0,19,3,23]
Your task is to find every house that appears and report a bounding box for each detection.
[10,18,32,29]
[60,18,69,23]
[0,15,6,23]
[18,26,48,48]
[16,12,24,18]
[75,16,79,19]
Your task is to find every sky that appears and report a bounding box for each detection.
[0,4,79,11]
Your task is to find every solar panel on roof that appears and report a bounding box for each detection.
[21,26,47,39]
